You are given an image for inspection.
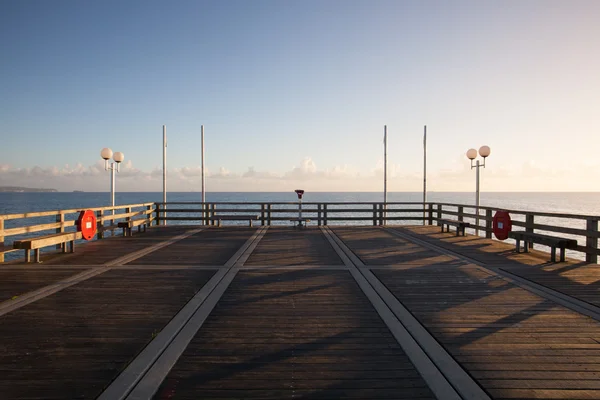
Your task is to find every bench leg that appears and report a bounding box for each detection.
[550,247,556,262]
[34,249,40,263]
[24,250,31,263]
[69,241,75,253]
[560,247,566,262]
[249,220,253,227]
[515,239,521,253]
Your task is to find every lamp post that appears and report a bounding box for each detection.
[100,148,125,214]
[466,145,491,235]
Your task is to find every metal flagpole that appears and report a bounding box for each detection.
[423,125,427,225]
[162,125,167,226]
[383,125,387,226]
[201,125,206,224]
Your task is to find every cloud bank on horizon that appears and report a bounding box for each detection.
[0,156,590,193]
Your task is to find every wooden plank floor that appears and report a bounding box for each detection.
[503,264,600,308]
[397,225,558,266]
[373,265,600,399]
[245,227,343,265]
[0,267,87,302]
[331,226,459,266]
[3,225,600,399]
[42,226,197,265]
[153,269,435,399]
[0,269,216,400]
[129,227,256,265]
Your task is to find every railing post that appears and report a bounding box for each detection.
[457,206,464,222]
[373,204,377,226]
[586,218,598,264]
[56,212,65,250]
[211,204,217,226]
[317,204,322,226]
[379,203,383,226]
[436,204,442,225]
[126,207,132,223]
[323,204,328,226]
[261,204,265,226]
[97,210,104,239]
[155,204,161,227]
[146,205,152,227]
[0,219,4,263]
[485,209,493,238]
[267,204,272,226]
[525,214,534,249]
[428,204,433,225]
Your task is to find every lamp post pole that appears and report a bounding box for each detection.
[100,148,124,217]
[466,146,490,236]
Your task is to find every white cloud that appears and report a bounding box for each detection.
[0,156,597,192]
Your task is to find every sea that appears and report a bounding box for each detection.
[1,192,599,261]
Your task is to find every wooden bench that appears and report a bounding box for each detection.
[439,219,471,236]
[208,215,259,227]
[118,219,148,237]
[290,218,311,228]
[508,231,577,262]
[13,231,82,263]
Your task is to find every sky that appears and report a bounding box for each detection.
[1,0,599,192]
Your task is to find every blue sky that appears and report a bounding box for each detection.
[1,0,599,192]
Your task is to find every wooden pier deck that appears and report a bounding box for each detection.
[2,225,600,399]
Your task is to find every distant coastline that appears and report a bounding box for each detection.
[0,186,57,193]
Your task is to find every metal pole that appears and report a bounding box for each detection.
[111,163,115,215]
[423,125,427,225]
[201,125,206,224]
[162,125,167,226]
[475,159,480,235]
[383,125,387,225]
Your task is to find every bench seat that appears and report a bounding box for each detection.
[289,218,311,227]
[439,219,471,236]
[208,215,259,227]
[508,231,577,262]
[117,219,148,237]
[13,231,82,263]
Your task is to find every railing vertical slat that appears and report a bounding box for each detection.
[526,214,534,249]
[318,204,322,226]
[261,204,265,226]
[324,204,328,226]
[436,204,442,225]
[428,204,433,225]
[486,209,493,239]
[56,212,65,250]
[373,204,377,226]
[586,218,598,264]
[458,206,464,222]
[0,219,4,263]
[97,210,104,239]
[155,204,161,226]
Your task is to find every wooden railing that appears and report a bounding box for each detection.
[157,201,600,263]
[155,202,427,226]
[0,202,155,263]
[1,201,598,264]
[428,203,600,263]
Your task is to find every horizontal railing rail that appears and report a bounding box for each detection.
[0,202,155,263]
